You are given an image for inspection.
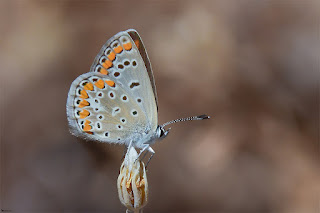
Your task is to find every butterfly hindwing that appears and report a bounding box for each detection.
[67,72,149,144]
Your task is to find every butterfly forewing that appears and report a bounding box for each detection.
[126,29,158,109]
[67,30,158,145]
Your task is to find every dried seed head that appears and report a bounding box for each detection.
[117,147,148,212]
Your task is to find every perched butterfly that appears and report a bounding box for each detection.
[66,29,209,163]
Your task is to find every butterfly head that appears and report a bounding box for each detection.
[156,125,170,140]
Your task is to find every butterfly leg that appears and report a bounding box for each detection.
[136,144,149,162]
[135,145,155,168]
[145,147,155,169]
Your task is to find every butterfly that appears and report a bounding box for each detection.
[66,29,209,164]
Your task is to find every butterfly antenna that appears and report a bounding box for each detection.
[161,114,210,128]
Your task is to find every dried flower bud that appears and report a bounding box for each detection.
[117,147,148,212]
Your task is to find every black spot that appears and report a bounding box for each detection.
[97,123,101,128]
[124,61,130,66]
[77,89,81,95]
[132,111,137,115]
[101,57,106,62]
[115,108,120,112]
[122,96,127,101]
[137,98,142,103]
[99,115,103,119]
[118,64,124,69]
[132,61,137,66]
[121,118,126,123]
[106,49,112,55]
[92,78,98,82]
[118,125,122,129]
[76,100,81,104]
[110,92,114,98]
[98,93,102,97]
[95,108,99,111]
[130,82,140,89]
[114,72,120,77]
[76,111,80,115]
[105,132,109,137]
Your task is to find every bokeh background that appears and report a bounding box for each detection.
[1,0,319,212]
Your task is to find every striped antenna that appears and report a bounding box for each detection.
[161,114,210,128]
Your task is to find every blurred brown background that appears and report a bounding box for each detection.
[1,0,319,212]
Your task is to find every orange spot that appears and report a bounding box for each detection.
[79,109,90,119]
[100,67,109,75]
[83,120,92,131]
[80,90,88,99]
[83,82,94,91]
[102,60,113,69]
[113,45,123,54]
[134,40,140,49]
[95,79,105,89]
[105,80,115,87]
[79,100,89,108]
[123,42,132,50]
[107,51,116,61]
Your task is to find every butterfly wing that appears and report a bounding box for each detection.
[66,30,158,145]
[126,29,158,110]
